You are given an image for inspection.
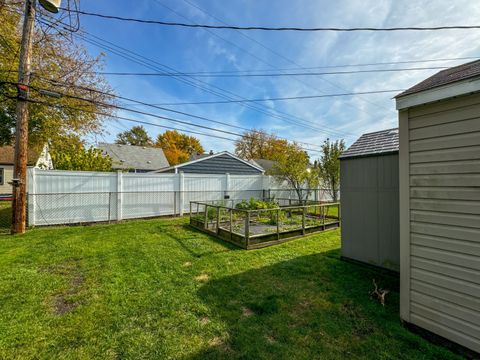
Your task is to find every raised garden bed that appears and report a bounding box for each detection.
[189,198,340,249]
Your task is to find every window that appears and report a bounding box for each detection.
[0,168,3,185]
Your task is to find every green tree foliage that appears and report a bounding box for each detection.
[155,130,204,165]
[235,129,289,160]
[115,126,152,146]
[318,139,345,202]
[51,137,113,172]
[271,143,319,202]
[0,3,114,151]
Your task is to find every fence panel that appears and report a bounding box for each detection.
[27,169,335,226]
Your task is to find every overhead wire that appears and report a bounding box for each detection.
[59,7,480,32]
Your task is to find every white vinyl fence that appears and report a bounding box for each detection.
[27,169,335,226]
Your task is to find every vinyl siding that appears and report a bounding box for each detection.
[340,154,399,271]
[177,154,262,175]
[404,92,480,353]
[0,165,13,194]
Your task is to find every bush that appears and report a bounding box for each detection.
[235,197,278,210]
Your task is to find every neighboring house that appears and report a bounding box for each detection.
[0,144,53,195]
[396,60,480,354]
[339,128,399,272]
[153,151,264,174]
[249,158,277,174]
[97,143,169,173]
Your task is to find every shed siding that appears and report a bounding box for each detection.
[340,154,399,271]
[404,93,480,353]
[177,154,262,175]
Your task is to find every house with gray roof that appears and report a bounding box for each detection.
[153,151,264,175]
[340,128,399,272]
[97,143,169,173]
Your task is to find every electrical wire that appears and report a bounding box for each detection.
[60,7,480,32]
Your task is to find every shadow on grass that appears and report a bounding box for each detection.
[187,250,453,359]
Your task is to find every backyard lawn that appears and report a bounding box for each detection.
[0,217,459,359]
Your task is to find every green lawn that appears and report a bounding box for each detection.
[0,217,459,359]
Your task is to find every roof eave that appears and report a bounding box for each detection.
[396,77,480,110]
[339,149,399,160]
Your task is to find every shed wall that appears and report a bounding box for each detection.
[340,153,399,271]
[400,92,480,353]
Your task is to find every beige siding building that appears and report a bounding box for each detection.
[0,145,53,195]
[396,60,480,354]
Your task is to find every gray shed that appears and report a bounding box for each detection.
[340,128,399,271]
[97,143,169,172]
[153,151,264,175]
[396,60,480,354]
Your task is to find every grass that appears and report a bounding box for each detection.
[0,217,460,359]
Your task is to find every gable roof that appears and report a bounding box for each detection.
[250,158,277,173]
[396,59,480,98]
[0,145,40,166]
[154,151,264,173]
[340,128,399,159]
[97,143,169,171]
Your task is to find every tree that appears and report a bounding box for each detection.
[51,136,113,172]
[235,129,288,160]
[271,143,319,202]
[115,126,152,146]
[318,139,345,202]
[0,3,114,152]
[155,130,204,165]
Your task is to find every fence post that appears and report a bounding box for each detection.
[302,206,306,235]
[179,171,185,216]
[230,209,233,240]
[216,206,220,234]
[245,211,250,249]
[276,208,280,240]
[225,172,230,199]
[27,167,36,226]
[116,171,123,221]
[204,204,208,230]
[189,201,192,223]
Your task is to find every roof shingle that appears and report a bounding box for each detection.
[396,59,480,98]
[340,128,399,159]
[97,143,169,171]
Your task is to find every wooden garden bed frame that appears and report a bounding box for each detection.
[189,200,340,249]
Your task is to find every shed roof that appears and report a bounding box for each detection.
[250,158,277,173]
[154,151,264,174]
[97,143,169,171]
[396,59,480,98]
[340,128,399,159]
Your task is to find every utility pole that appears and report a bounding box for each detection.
[11,0,36,234]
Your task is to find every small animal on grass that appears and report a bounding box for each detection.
[370,279,389,306]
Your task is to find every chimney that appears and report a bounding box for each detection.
[209,150,214,155]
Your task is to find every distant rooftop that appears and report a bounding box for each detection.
[250,159,277,173]
[97,143,169,171]
[340,128,399,159]
[396,59,480,98]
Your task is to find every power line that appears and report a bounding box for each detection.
[61,7,480,32]
[120,89,405,106]
[81,66,448,77]
[34,14,357,138]
[34,76,329,149]
[18,82,326,153]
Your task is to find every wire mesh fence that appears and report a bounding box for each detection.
[0,198,12,234]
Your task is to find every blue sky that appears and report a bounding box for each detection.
[72,0,480,157]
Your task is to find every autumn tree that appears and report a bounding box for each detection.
[155,130,204,165]
[50,135,113,172]
[0,3,114,152]
[271,142,319,202]
[318,139,345,202]
[235,129,288,160]
[115,126,153,146]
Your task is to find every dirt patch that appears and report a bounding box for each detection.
[241,306,254,317]
[182,261,192,267]
[43,259,85,315]
[195,274,209,282]
[199,316,210,325]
